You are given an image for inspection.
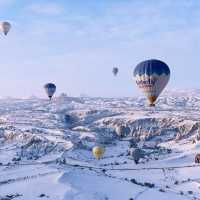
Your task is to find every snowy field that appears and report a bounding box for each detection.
[0,91,200,200]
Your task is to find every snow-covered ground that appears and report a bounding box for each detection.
[0,91,200,199]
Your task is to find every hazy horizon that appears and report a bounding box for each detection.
[0,0,200,98]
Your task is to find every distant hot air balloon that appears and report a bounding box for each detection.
[44,83,56,100]
[0,21,11,36]
[195,154,200,164]
[134,59,170,106]
[115,125,131,137]
[112,67,119,76]
[92,146,105,160]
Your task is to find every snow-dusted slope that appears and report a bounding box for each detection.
[0,91,200,199]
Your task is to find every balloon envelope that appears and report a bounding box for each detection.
[134,59,170,106]
[0,21,11,35]
[44,83,56,100]
[92,146,104,160]
[112,67,119,76]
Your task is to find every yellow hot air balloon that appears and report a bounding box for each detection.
[92,146,105,160]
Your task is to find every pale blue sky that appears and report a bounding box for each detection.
[0,0,200,97]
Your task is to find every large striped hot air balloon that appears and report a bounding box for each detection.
[44,83,56,100]
[134,59,170,106]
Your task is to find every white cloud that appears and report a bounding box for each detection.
[0,0,14,7]
[0,0,16,11]
[0,0,200,97]
[28,2,63,15]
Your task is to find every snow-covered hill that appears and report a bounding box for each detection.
[0,91,200,200]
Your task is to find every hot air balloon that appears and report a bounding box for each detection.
[92,146,105,160]
[0,21,11,36]
[44,83,56,100]
[134,59,170,106]
[115,125,131,137]
[112,67,119,76]
[195,154,200,164]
